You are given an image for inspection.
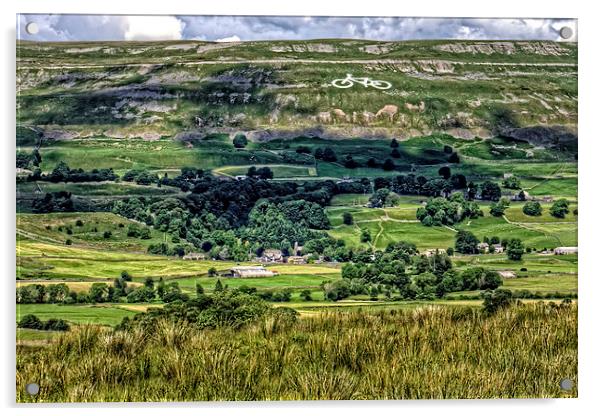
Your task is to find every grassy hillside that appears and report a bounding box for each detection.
[17,39,577,142]
[16,303,577,401]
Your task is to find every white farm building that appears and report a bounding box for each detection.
[230,266,276,278]
[554,247,578,255]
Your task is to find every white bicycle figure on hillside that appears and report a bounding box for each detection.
[331,73,392,90]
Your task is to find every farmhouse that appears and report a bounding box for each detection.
[230,266,276,278]
[424,249,444,257]
[498,270,517,279]
[477,242,490,252]
[287,256,307,264]
[258,249,284,263]
[554,246,578,255]
[492,244,504,253]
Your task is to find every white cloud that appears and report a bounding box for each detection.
[17,15,577,43]
[124,16,183,41]
[215,35,241,43]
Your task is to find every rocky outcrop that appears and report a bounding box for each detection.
[405,101,425,112]
[501,126,577,148]
[376,105,398,120]
[436,41,570,56]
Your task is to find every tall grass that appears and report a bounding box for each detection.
[16,303,577,402]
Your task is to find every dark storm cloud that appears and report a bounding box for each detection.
[17,15,576,42]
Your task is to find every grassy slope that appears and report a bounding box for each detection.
[16,304,577,401]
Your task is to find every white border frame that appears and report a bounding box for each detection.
[3,1,600,415]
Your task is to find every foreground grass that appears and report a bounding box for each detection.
[16,303,577,401]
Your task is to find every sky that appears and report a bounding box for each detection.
[17,15,577,42]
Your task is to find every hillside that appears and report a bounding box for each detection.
[17,39,577,142]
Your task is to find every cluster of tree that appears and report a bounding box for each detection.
[116,290,274,332]
[416,193,483,226]
[113,171,371,260]
[502,176,521,190]
[522,199,571,218]
[17,314,69,331]
[16,275,190,305]
[126,223,151,239]
[29,161,117,183]
[479,181,502,201]
[489,197,510,217]
[239,200,334,256]
[246,166,274,179]
[16,149,41,169]
[374,172,468,197]
[314,147,338,162]
[455,231,525,260]
[32,191,74,213]
[123,169,160,185]
[332,241,502,301]
[368,188,400,208]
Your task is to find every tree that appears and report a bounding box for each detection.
[390,138,399,148]
[480,181,502,201]
[489,197,510,217]
[322,148,337,162]
[324,279,351,301]
[342,212,354,225]
[126,287,155,303]
[369,286,379,301]
[208,267,217,277]
[438,166,451,180]
[88,283,109,303]
[446,247,454,256]
[448,152,460,163]
[502,176,521,189]
[157,277,165,299]
[369,188,390,208]
[466,182,477,201]
[455,230,479,254]
[196,282,205,296]
[522,201,542,216]
[18,314,46,330]
[214,279,224,292]
[232,134,248,148]
[383,159,395,171]
[478,270,503,290]
[443,145,453,154]
[120,271,132,282]
[300,289,312,301]
[450,173,467,189]
[144,277,154,289]
[367,157,377,168]
[360,229,371,243]
[482,288,513,314]
[296,146,311,154]
[550,199,570,218]
[390,148,401,158]
[506,238,525,261]
[344,155,358,169]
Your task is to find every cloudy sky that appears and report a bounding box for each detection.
[17,15,577,42]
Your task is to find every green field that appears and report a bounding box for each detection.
[214,164,317,178]
[17,303,137,326]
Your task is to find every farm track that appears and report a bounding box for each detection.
[502,215,563,245]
